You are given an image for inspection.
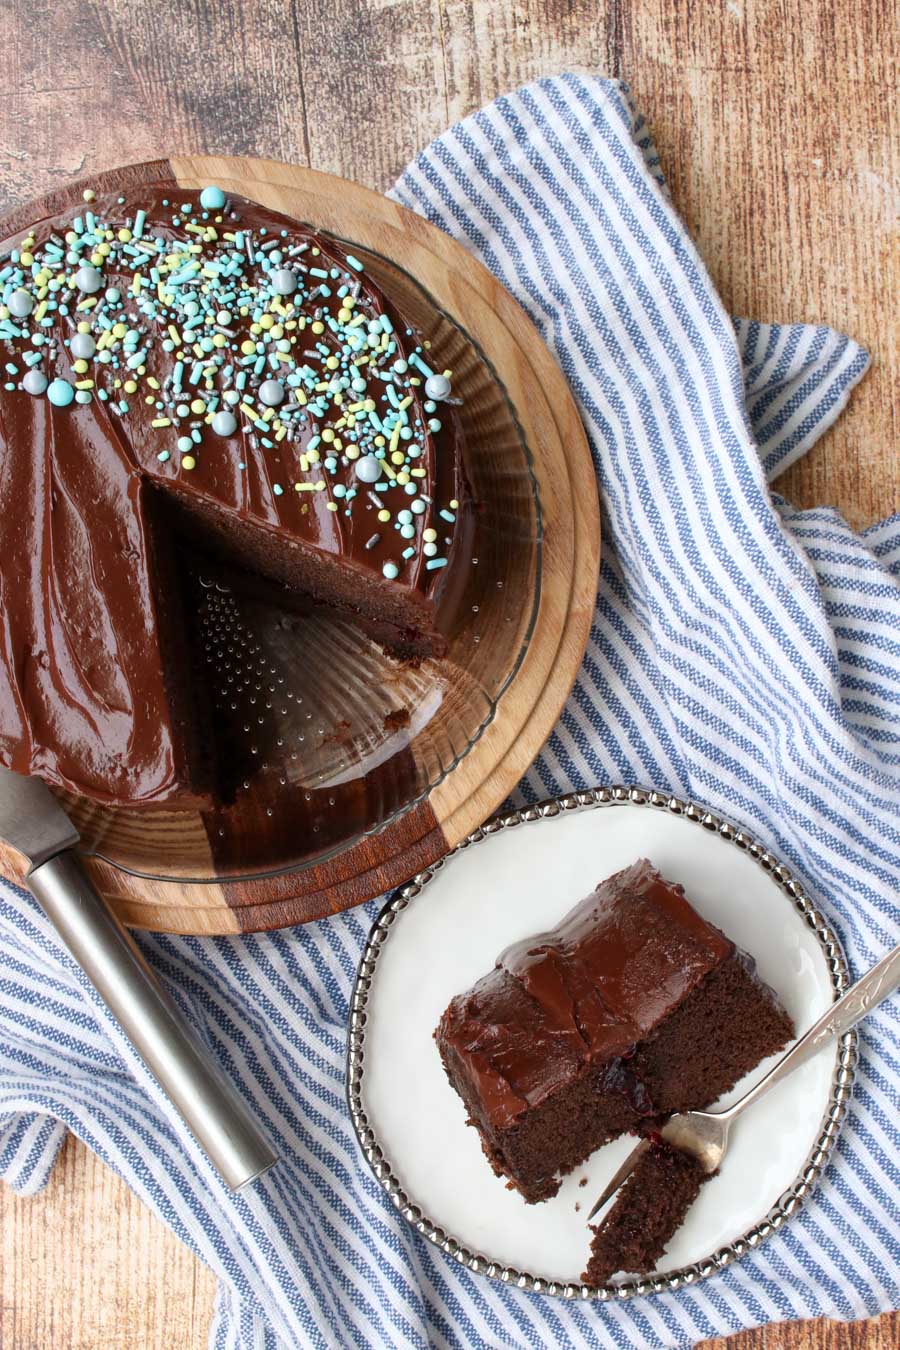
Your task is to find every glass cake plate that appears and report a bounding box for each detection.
[58,234,544,885]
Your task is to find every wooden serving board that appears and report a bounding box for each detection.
[0,155,600,933]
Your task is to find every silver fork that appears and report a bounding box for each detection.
[588,939,900,1221]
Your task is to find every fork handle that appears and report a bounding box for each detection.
[721,939,900,1122]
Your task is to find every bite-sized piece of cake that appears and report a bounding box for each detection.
[435,859,793,1204]
[0,175,471,807]
[583,1137,712,1286]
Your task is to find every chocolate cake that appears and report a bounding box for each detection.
[0,178,471,806]
[583,1137,712,1285]
[435,859,793,1209]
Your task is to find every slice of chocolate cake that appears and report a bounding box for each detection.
[583,1137,712,1285]
[435,859,793,1205]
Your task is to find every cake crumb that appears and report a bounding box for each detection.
[575,1202,581,1212]
[579,1176,588,1187]
[383,707,411,732]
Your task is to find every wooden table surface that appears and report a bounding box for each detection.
[0,1,896,1347]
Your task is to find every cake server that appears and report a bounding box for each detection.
[588,938,900,1221]
[0,765,278,1190]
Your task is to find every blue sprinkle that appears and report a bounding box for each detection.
[273,483,284,496]
[440,509,456,523]
[426,557,447,571]
[346,255,364,272]
[200,186,226,211]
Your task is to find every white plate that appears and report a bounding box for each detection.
[349,788,855,1298]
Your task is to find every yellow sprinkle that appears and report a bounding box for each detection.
[320,428,335,443]
[326,501,339,512]
[168,325,181,345]
[259,314,274,330]
[131,274,143,295]
[423,528,437,542]
[213,333,227,348]
[239,402,257,422]
[77,298,96,311]
[72,359,89,375]
[97,243,111,258]
[275,427,287,442]
[314,480,326,491]
[373,435,385,448]
[299,454,309,472]
[307,448,321,464]
[190,398,206,415]
[396,472,410,485]
[399,395,413,410]
[90,252,103,266]
[377,509,391,523]
[296,481,316,491]
[411,467,426,478]
[450,499,459,509]
[74,379,94,390]
[391,450,405,466]
[325,356,339,370]
[33,301,48,322]
[389,426,401,453]
[311,321,325,335]
[347,401,366,413]
[124,380,138,394]
[151,417,171,428]
[181,455,196,471]
[19,251,33,266]
[337,308,352,324]
[112,323,127,340]
[240,340,256,355]
[381,460,397,480]
[118,228,132,242]
[295,390,307,406]
[345,446,360,460]
[146,376,160,390]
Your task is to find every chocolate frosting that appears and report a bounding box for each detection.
[437,860,734,1128]
[0,180,468,804]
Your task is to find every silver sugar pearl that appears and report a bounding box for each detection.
[212,410,237,437]
[22,369,48,395]
[424,373,451,400]
[8,289,34,318]
[70,332,96,360]
[74,265,102,294]
[271,268,298,296]
[355,454,383,484]
[258,379,285,407]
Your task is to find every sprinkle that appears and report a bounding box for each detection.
[273,483,284,496]
[382,561,399,579]
[426,557,447,570]
[365,534,380,550]
[377,509,391,523]
[345,255,364,272]
[181,454,196,471]
[440,509,456,523]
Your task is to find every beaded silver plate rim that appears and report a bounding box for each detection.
[346,784,858,1301]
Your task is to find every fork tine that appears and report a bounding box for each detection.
[586,1137,651,1222]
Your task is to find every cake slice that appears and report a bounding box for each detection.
[583,1137,712,1285]
[435,859,793,1205]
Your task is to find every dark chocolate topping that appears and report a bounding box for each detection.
[437,860,734,1128]
[0,180,468,804]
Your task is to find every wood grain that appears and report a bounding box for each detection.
[1,1,896,1348]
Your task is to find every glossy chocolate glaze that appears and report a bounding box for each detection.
[436,860,734,1129]
[0,181,469,805]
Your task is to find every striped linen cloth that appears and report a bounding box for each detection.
[1,74,898,1349]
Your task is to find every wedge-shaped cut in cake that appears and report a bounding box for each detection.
[435,859,793,1206]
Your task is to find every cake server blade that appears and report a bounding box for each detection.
[0,765,279,1191]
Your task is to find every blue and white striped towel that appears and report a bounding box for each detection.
[1,75,897,1349]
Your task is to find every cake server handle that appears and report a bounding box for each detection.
[26,850,279,1191]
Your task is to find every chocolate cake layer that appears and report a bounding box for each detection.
[583,1138,712,1285]
[0,179,471,805]
[436,860,793,1205]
